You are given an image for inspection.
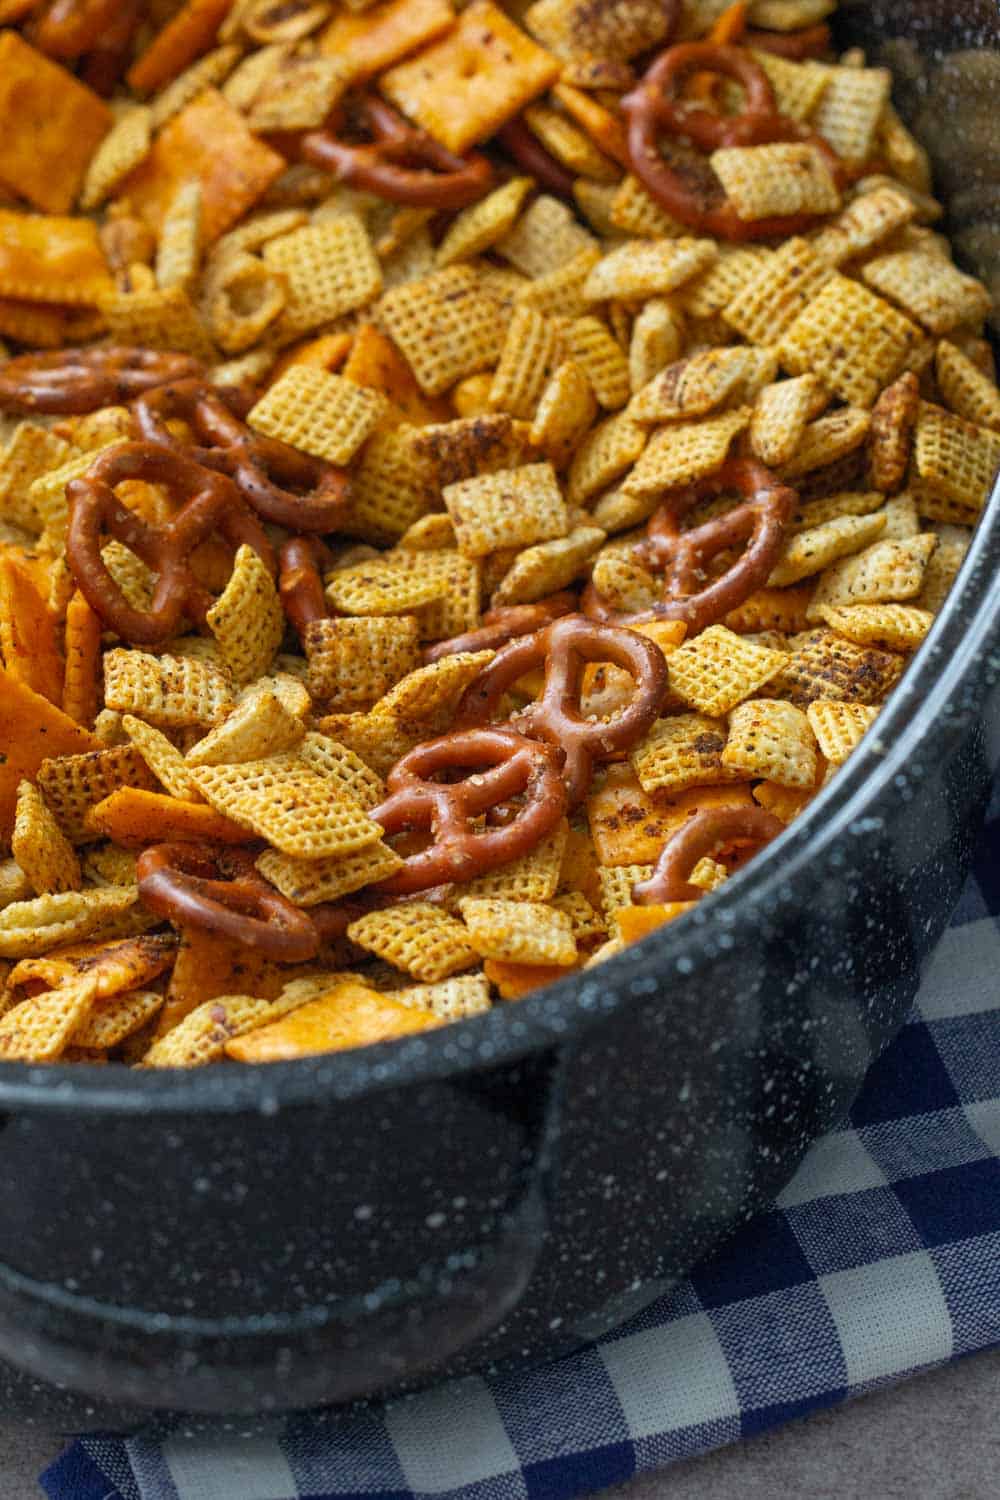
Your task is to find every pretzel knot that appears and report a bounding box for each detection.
[0,347,204,415]
[456,615,671,806]
[425,592,579,663]
[497,117,576,201]
[621,42,843,240]
[134,378,351,532]
[633,806,786,905]
[585,459,796,635]
[369,728,568,896]
[66,440,276,647]
[301,94,493,210]
[29,0,121,61]
[136,844,322,961]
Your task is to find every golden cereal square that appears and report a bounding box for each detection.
[459,897,577,967]
[768,628,904,706]
[630,347,763,425]
[525,0,673,61]
[98,283,216,361]
[751,49,830,121]
[36,745,159,844]
[0,33,112,215]
[567,410,647,505]
[190,756,382,859]
[0,978,96,1056]
[623,407,751,498]
[721,699,818,788]
[779,274,923,408]
[122,714,200,801]
[630,713,735,794]
[184,688,305,767]
[103,649,235,729]
[345,427,436,544]
[0,423,73,533]
[710,144,841,223]
[767,511,888,587]
[913,402,1000,511]
[936,341,1000,433]
[564,317,631,410]
[324,550,453,617]
[810,185,916,268]
[380,1,561,155]
[437,177,534,267]
[497,195,597,278]
[811,64,891,165]
[488,306,561,420]
[451,820,567,903]
[779,407,871,481]
[11,781,81,895]
[256,841,404,906]
[392,973,492,1020]
[248,366,387,466]
[584,239,717,304]
[610,175,689,239]
[861,251,992,337]
[0,889,136,962]
[531,361,599,471]
[667,626,787,716]
[264,217,382,337]
[723,237,832,347]
[72,988,164,1050]
[597,864,654,938]
[515,247,603,321]
[297,731,386,810]
[814,603,933,653]
[869,371,921,494]
[806,699,880,764]
[303,615,421,709]
[749,374,827,468]
[143,995,276,1069]
[378,266,505,396]
[806,535,938,617]
[443,462,569,557]
[347,903,479,982]
[412,413,532,489]
[205,546,285,687]
[682,245,772,318]
[491,526,605,606]
[80,106,153,211]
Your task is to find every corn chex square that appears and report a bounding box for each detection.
[567,410,648,504]
[458,898,577,967]
[779,407,871,481]
[584,239,717,304]
[531,360,599,470]
[37,746,159,844]
[768,628,904,706]
[623,407,751,498]
[861,251,992,337]
[751,49,830,121]
[443,463,568,558]
[682,245,772,319]
[806,700,880,765]
[206,545,284,687]
[347,903,479,982]
[98,283,216,361]
[917,525,971,614]
[723,237,832,346]
[610,175,689,239]
[722,699,818,788]
[667,626,787,717]
[450,820,568,904]
[779,274,923,408]
[256,841,404,906]
[810,185,916,268]
[189,756,382,859]
[122,714,200,800]
[497,195,597,278]
[71,989,164,1051]
[263,216,382,335]
[524,0,672,61]
[143,995,276,1069]
[806,535,938,618]
[711,144,841,223]
[345,427,436,544]
[303,615,421,709]
[247,366,388,466]
[11,781,81,895]
[631,347,764,425]
[488,306,561,420]
[324,552,451,616]
[437,177,534,267]
[185,687,305,766]
[491,526,605,606]
[392,973,492,1021]
[564,317,631,410]
[0,889,137,962]
[296,731,386,811]
[379,265,506,396]
[750,374,827,468]
[936,342,1000,433]
[768,511,888,588]
[630,713,736,794]
[814,602,933,653]
[913,402,1000,511]
[811,64,891,165]
[597,864,654,938]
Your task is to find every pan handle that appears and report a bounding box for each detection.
[0,1053,565,1414]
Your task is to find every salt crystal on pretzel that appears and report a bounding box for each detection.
[488,307,561,421]
[256,840,404,906]
[769,627,904,706]
[0,888,137,960]
[806,534,938,618]
[722,699,818,788]
[623,407,752,498]
[12,781,82,895]
[103,649,235,729]
[190,755,382,858]
[563,318,631,411]
[668,625,788,717]
[263,218,382,337]
[768,511,887,587]
[779,274,923,408]
[347,904,480,983]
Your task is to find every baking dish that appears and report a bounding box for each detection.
[0,0,997,1429]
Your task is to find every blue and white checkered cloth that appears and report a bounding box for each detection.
[42,801,1000,1500]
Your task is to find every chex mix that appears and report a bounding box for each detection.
[0,0,994,1065]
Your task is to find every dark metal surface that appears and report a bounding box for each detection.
[0,0,998,1427]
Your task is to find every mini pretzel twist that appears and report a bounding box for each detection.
[134,378,352,532]
[301,94,494,210]
[585,459,796,635]
[622,42,843,239]
[457,615,671,806]
[369,728,568,896]
[425,592,579,663]
[137,844,322,961]
[0,347,204,415]
[29,0,121,61]
[633,806,786,905]
[278,535,334,639]
[497,117,577,201]
[66,440,276,647]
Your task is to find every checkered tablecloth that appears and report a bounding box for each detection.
[41,799,1000,1500]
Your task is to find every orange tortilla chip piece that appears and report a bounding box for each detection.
[616,903,693,943]
[225,979,442,1062]
[158,928,284,1037]
[128,0,235,95]
[0,557,64,707]
[483,958,581,999]
[0,210,112,307]
[85,788,257,847]
[0,34,111,214]
[121,89,285,245]
[319,0,456,85]
[588,769,754,867]
[342,323,450,426]
[0,670,100,839]
[270,332,355,383]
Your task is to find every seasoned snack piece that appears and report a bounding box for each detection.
[0,32,112,214]
[667,625,787,716]
[379,266,506,396]
[634,805,785,905]
[206,545,285,687]
[460,897,577,966]
[12,782,82,895]
[721,699,818,787]
[768,628,905,706]
[190,756,381,859]
[630,712,734,794]
[262,218,383,337]
[869,372,921,495]
[224,980,443,1063]
[37,744,159,843]
[103,650,235,729]
[0,888,137,960]
[347,904,480,983]
[779,275,924,408]
[444,463,569,558]
[912,403,1000,512]
[806,699,879,766]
